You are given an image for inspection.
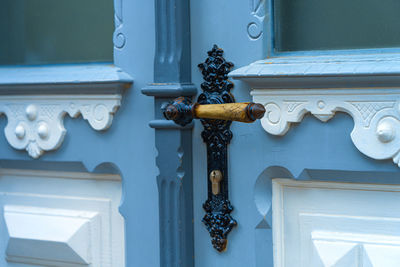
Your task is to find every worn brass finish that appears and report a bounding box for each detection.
[162,98,266,126]
[210,170,223,195]
[195,102,265,123]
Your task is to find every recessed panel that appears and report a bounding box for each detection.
[0,168,125,267]
[5,206,98,266]
[273,179,400,267]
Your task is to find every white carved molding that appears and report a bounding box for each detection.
[0,64,132,158]
[229,53,400,168]
[252,88,400,167]
[0,95,121,158]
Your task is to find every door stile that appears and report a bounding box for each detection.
[142,0,196,266]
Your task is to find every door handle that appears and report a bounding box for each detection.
[162,98,265,126]
[161,45,265,252]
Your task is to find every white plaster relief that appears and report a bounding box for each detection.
[252,88,400,167]
[312,231,400,267]
[0,168,125,267]
[5,205,99,266]
[273,179,400,267]
[0,95,121,158]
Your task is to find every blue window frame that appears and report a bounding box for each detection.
[266,0,400,57]
[0,0,114,66]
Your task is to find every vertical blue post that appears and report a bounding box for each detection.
[142,0,195,266]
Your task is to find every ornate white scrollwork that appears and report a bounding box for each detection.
[0,95,121,158]
[252,88,400,167]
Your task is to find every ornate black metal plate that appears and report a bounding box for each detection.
[198,45,237,252]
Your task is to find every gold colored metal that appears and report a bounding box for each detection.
[210,170,223,195]
[162,98,266,126]
[194,102,266,123]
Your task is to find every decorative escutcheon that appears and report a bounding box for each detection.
[162,45,265,252]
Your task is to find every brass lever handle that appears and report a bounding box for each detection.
[162,97,266,126]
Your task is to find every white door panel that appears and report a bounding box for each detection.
[273,179,400,267]
[0,169,124,267]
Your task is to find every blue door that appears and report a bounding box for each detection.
[147,0,400,267]
[0,0,159,266]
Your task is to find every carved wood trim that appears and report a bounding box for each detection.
[142,0,195,265]
[0,65,131,158]
[113,0,126,49]
[0,95,122,158]
[247,0,266,40]
[252,88,400,167]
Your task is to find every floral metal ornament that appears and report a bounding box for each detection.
[198,45,237,252]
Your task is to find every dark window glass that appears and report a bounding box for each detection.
[275,0,400,52]
[0,0,114,65]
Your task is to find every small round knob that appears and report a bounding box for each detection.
[37,123,49,139]
[15,124,25,139]
[26,105,38,121]
[377,121,395,143]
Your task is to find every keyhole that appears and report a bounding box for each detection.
[210,170,223,195]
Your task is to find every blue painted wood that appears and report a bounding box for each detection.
[0,64,132,95]
[190,1,400,267]
[142,0,195,266]
[263,0,400,57]
[0,64,132,86]
[0,1,160,267]
[229,53,400,89]
[1,0,400,267]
